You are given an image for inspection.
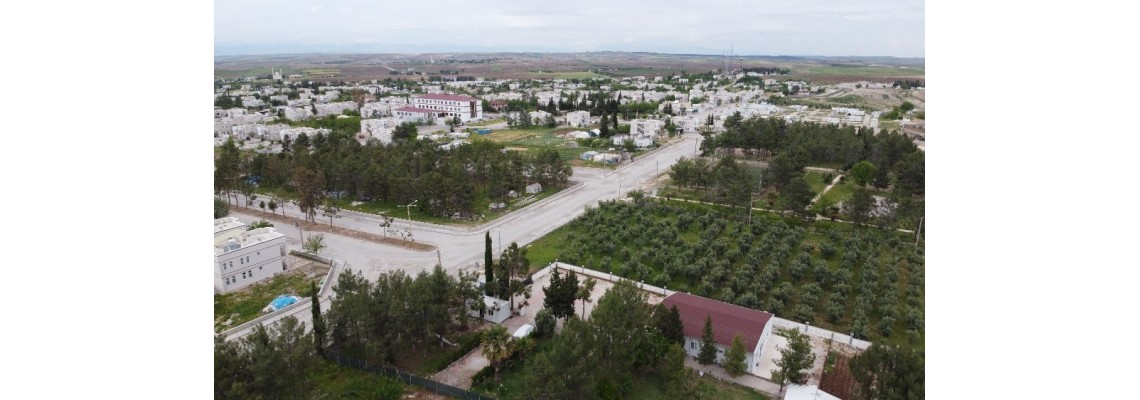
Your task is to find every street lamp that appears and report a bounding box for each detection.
[402,199,418,221]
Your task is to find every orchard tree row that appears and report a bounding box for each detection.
[545,200,924,345]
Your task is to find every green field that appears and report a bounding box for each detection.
[805,171,831,193]
[475,126,652,166]
[528,71,610,80]
[800,65,925,77]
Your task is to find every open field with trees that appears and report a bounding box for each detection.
[700,115,924,230]
[525,200,925,347]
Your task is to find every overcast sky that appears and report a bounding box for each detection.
[215,0,924,57]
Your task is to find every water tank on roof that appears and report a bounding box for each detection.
[226,238,240,252]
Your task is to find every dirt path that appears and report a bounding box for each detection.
[810,174,844,205]
[430,345,490,390]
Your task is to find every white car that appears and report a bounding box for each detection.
[512,324,535,339]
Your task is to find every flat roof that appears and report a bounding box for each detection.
[214,217,245,235]
[394,106,437,113]
[215,227,284,255]
[416,93,479,102]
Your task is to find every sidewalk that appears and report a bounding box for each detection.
[684,358,782,397]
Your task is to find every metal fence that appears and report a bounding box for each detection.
[325,353,495,400]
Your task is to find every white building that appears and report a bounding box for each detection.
[661,292,775,376]
[409,93,483,122]
[214,218,288,294]
[629,119,665,137]
[279,127,330,142]
[565,110,592,127]
[282,106,314,121]
[315,101,358,117]
[361,117,400,144]
[469,296,511,324]
[241,96,265,108]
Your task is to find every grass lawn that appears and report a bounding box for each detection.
[817,178,855,206]
[805,171,833,194]
[310,359,408,400]
[213,257,328,332]
[524,226,574,271]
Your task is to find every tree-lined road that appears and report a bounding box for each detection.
[231,133,704,283]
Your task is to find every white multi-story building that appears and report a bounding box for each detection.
[214,218,288,294]
[565,111,592,127]
[629,119,665,137]
[409,93,483,122]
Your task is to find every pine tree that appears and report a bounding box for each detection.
[485,231,495,296]
[698,315,718,365]
[725,334,747,377]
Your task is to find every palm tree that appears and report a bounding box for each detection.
[481,325,513,381]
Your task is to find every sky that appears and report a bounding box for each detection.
[215,0,924,57]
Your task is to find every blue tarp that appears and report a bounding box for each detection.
[270,295,299,310]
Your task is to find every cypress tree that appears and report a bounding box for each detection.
[600,113,610,137]
[485,231,495,296]
[311,281,325,356]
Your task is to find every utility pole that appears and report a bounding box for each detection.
[915,216,924,247]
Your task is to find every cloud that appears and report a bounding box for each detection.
[214,0,924,57]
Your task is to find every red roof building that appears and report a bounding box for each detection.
[661,292,775,375]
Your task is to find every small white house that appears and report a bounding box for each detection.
[469,296,511,324]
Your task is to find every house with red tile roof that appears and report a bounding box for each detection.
[661,292,775,376]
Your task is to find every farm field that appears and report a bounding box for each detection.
[216,52,923,83]
[524,200,925,347]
